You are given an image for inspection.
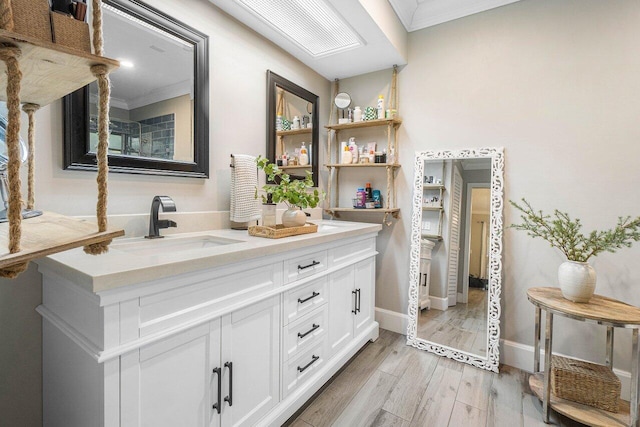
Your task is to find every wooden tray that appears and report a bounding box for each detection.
[248,223,317,239]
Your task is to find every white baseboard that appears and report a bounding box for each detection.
[500,339,631,400]
[375,307,408,334]
[373,310,633,401]
[430,296,448,311]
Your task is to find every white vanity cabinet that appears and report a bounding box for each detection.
[37,222,380,427]
[119,296,280,427]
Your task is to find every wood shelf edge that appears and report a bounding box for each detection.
[324,118,402,131]
[0,212,125,269]
[528,373,629,427]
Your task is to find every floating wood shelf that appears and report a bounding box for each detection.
[529,373,629,427]
[325,163,401,168]
[422,206,443,211]
[279,165,311,169]
[423,184,445,190]
[0,29,119,106]
[276,128,312,136]
[0,212,124,269]
[421,233,443,241]
[325,208,399,216]
[325,118,402,131]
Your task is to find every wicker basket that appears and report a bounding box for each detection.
[50,11,91,53]
[248,223,318,239]
[551,355,620,412]
[3,0,53,42]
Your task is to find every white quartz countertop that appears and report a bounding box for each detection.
[36,220,382,293]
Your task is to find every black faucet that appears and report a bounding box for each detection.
[145,196,177,239]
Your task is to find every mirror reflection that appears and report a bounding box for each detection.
[89,3,194,161]
[64,0,209,177]
[417,158,491,357]
[407,148,503,372]
[267,71,319,185]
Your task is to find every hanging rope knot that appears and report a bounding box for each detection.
[0,262,29,279]
[0,45,22,62]
[90,64,109,78]
[22,103,39,114]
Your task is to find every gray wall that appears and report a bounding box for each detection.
[342,0,640,374]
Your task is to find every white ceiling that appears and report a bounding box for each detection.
[388,0,521,32]
[209,0,521,80]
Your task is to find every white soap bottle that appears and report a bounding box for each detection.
[341,145,352,164]
[353,106,362,122]
[299,142,309,166]
[377,95,385,119]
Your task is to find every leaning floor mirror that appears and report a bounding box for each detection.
[407,148,504,372]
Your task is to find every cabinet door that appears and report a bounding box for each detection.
[328,265,356,356]
[220,296,280,427]
[354,257,375,337]
[121,321,221,427]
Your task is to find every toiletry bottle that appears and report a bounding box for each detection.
[292,116,300,130]
[368,149,375,163]
[341,145,352,164]
[356,188,366,208]
[282,152,288,166]
[353,106,362,122]
[299,142,309,166]
[262,193,276,228]
[365,182,373,201]
[377,95,385,119]
[348,137,358,164]
[373,189,382,208]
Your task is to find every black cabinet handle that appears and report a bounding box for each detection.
[298,291,320,304]
[297,355,320,373]
[298,323,320,339]
[356,288,361,313]
[352,290,358,314]
[224,361,233,407]
[298,260,320,271]
[212,367,221,414]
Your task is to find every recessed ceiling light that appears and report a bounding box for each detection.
[235,0,363,57]
[119,60,135,68]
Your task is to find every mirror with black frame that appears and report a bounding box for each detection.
[266,71,319,185]
[407,148,504,373]
[64,0,209,177]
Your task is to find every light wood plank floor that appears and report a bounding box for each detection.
[418,288,488,357]
[285,330,585,427]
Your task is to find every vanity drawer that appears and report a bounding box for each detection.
[282,336,328,399]
[284,249,327,283]
[138,264,279,336]
[283,304,328,361]
[283,276,328,325]
[329,237,376,269]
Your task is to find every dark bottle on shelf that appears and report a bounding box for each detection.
[365,182,373,200]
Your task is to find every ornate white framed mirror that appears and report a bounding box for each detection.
[407,147,504,372]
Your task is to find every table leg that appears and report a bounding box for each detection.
[606,326,614,368]
[543,312,553,423]
[534,307,541,372]
[631,329,639,427]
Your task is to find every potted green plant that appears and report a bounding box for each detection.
[255,156,323,228]
[510,198,640,302]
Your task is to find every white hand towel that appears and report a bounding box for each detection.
[230,154,261,223]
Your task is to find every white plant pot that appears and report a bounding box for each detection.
[281,208,306,228]
[558,261,597,303]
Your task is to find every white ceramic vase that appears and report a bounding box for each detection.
[557,260,596,303]
[282,207,306,228]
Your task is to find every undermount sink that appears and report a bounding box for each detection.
[317,222,348,232]
[113,235,245,256]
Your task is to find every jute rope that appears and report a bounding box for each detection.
[83,64,111,255]
[0,46,28,278]
[83,1,112,254]
[22,103,39,210]
[0,0,15,32]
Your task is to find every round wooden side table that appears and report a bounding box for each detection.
[527,287,640,427]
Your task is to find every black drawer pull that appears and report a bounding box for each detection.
[212,367,221,414]
[298,291,320,304]
[356,288,361,313]
[298,260,320,270]
[224,361,233,407]
[297,355,320,373]
[298,323,320,339]
[352,289,358,314]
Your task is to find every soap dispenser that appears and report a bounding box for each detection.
[299,142,309,166]
[262,193,276,228]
